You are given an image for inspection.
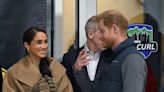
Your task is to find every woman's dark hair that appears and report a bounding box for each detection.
[40,58,52,77]
[23,26,47,44]
[23,26,52,77]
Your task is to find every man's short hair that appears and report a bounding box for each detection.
[97,10,128,32]
[85,16,98,32]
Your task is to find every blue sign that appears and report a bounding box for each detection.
[128,24,158,59]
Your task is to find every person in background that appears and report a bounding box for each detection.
[96,10,147,92]
[2,26,73,92]
[62,16,110,92]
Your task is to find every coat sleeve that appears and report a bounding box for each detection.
[2,70,24,92]
[122,54,147,92]
[57,72,73,92]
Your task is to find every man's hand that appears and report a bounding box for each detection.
[73,50,91,71]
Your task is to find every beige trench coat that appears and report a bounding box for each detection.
[2,55,73,92]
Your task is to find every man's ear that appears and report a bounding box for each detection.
[112,24,119,35]
[87,30,93,39]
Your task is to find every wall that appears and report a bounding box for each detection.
[63,0,75,53]
[97,0,144,24]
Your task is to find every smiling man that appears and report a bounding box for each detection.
[96,10,147,92]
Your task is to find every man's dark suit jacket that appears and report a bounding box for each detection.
[61,47,111,92]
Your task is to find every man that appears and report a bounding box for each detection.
[96,10,147,92]
[62,16,110,92]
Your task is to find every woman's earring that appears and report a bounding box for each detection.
[27,48,29,53]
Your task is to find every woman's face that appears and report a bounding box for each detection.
[26,32,48,59]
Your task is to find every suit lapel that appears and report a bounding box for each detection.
[94,54,106,80]
[72,47,92,91]
[95,49,112,80]
[75,66,92,92]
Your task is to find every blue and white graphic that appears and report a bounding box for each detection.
[128,24,158,59]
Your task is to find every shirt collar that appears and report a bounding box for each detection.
[84,44,100,57]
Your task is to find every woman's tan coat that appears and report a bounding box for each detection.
[2,55,73,92]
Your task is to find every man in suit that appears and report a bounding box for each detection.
[62,16,110,92]
[96,10,147,92]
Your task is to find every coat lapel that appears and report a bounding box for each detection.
[48,57,66,84]
[94,54,106,80]
[95,49,112,80]
[12,55,41,87]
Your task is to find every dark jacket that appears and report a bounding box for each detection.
[99,38,147,92]
[62,47,111,92]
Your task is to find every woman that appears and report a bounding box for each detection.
[2,27,73,92]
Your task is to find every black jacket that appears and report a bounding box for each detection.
[62,47,111,92]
